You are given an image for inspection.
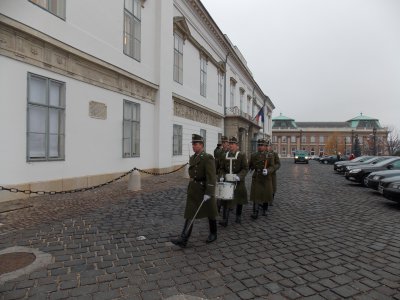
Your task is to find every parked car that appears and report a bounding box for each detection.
[309,155,319,160]
[341,156,392,174]
[319,155,341,164]
[364,170,400,190]
[294,150,309,164]
[334,156,373,172]
[345,157,400,186]
[381,180,400,203]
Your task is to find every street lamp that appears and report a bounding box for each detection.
[373,127,377,156]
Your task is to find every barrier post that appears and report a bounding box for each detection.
[128,170,141,191]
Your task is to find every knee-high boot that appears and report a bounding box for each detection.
[262,203,269,216]
[235,204,243,224]
[219,205,230,227]
[171,219,193,248]
[251,202,259,220]
[206,218,217,243]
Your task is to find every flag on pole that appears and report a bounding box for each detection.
[255,106,264,123]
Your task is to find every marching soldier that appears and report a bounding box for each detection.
[215,136,229,213]
[266,140,280,205]
[248,139,276,219]
[171,134,218,248]
[219,136,248,226]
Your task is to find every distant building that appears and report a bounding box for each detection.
[272,113,389,157]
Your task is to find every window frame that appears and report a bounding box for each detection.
[217,71,223,106]
[29,0,66,20]
[123,0,141,62]
[173,124,183,156]
[200,55,207,97]
[27,73,66,162]
[173,32,184,84]
[200,129,207,150]
[123,100,141,158]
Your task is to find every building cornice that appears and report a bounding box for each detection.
[0,14,158,103]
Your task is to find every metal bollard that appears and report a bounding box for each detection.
[183,164,190,179]
[128,170,141,191]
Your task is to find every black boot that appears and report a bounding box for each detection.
[206,219,217,243]
[262,203,268,216]
[219,206,230,227]
[251,203,259,220]
[171,219,193,248]
[235,204,243,224]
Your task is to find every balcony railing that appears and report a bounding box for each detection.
[225,106,259,125]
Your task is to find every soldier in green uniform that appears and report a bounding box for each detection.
[248,139,276,219]
[218,136,249,226]
[215,136,229,213]
[171,134,218,248]
[266,140,280,205]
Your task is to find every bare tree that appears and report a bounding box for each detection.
[386,126,400,155]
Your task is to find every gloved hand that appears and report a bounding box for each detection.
[262,169,268,176]
[234,175,240,181]
[219,177,224,182]
[203,195,211,202]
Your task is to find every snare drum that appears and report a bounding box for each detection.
[215,182,235,200]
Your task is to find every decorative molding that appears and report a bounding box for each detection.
[89,101,107,120]
[173,94,222,127]
[0,17,157,104]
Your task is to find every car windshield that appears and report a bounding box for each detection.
[295,151,308,155]
[362,157,383,164]
[373,157,399,167]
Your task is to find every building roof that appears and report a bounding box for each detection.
[346,113,382,129]
[272,113,294,121]
[346,113,378,122]
[296,122,350,128]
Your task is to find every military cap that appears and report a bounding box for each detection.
[266,139,272,146]
[229,136,238,144]
[257,139,267,146]
[191,134,204,144]
[221,136,229,142]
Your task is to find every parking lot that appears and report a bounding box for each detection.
[1,159,400,299]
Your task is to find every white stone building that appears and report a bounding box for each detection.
[0,0,274,202]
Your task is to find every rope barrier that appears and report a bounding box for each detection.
[0,163,188,196]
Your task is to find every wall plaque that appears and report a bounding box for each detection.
[89,101,107,120]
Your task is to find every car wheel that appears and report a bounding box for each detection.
[323,160,328,164]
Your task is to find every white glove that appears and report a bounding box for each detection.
[234,175,240,181]
[219,177,224,182]
[262,169,268,176]
[203,195,211,202]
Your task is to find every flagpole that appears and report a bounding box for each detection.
[263,100,266,139]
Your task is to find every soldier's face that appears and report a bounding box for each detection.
[192,142,203,154]
[257,145,264,151]
[222,142,229,150]
[229,143,238,152]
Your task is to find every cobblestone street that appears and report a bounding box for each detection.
[1,159,400,299]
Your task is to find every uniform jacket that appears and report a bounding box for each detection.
[248,151,276,204]
[220,151,248,207]
[270,151,281,193]
[184,151,218,219]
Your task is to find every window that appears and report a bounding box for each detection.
[301,135,307,143]
[319,136,325,143]
[230,80,235,107]
[30,0,66,19]
[310,136,316,143]
[272,136,277,143]
[217,71,223,106]
[123,100,140,157]
[124,0,141,61]
[247,96,251,115]
[173,124,182,156]
[291,136,296,143]
[239,89,244,113]
[200,56,207,96]
[27,73,65,161]
[174,33,183,84]
[282,136,287,143]
[200,129,206,149]
[282,147,286,156]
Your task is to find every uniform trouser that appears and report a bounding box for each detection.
[236,204,243,216]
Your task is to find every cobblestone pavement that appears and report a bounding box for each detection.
[1,159,400,299]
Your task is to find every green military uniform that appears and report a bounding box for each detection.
[249,139,277,218]
[184,151,218,219]
[270,150,280,202]
[220,150,249,209]
[171,134,218,248]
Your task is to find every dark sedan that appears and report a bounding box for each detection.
[378,177,400,203]
[345,157,400,186]
[364,170,400,190]
[334,156,372,172]
[319,155,342,165]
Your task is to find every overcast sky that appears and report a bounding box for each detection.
[201,0,400,132]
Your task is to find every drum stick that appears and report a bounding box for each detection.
[185,197,207,235]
